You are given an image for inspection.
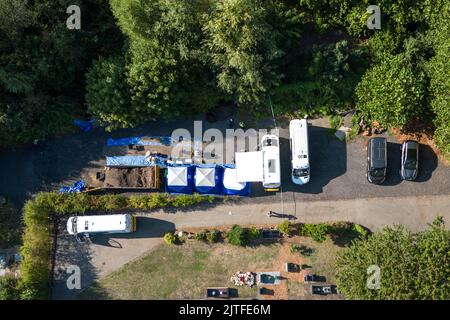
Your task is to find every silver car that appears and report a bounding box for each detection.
[400,141,419,181]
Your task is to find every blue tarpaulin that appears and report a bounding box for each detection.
[59,180,85,193]
[107,136,174,147]
[106,155,153,167]
[73,119,95,132]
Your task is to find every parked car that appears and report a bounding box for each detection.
[366,137,387,184]
[400,140,419,181]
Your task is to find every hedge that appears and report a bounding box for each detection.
[17,192,218,299]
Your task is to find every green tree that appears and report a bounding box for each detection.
[335,217,450,299]
[226,225,248,246]
[0,276,19,300]
[356,53,426,128]
[203,0,283,108]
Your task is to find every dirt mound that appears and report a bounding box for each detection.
[104,167,161,188]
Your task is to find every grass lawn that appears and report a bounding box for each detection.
[80,241,279,300]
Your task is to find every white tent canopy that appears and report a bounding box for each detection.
[223,168,246,191]
[167,166,188,186]
[235,151,264,183]
[195,167,216,187]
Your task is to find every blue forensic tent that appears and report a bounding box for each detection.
[194,165,222,194]
[60,180,85,193]
[221,166,251,196]
[73,119,95,132]
[166,165,195,194]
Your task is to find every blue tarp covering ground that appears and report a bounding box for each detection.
[73,119,95,132]
[107,136,173,147]
[106,155,161,167]
[59,180,85,193]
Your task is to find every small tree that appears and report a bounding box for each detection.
[195,231,206,242]
[277,221,291,237]
[163,233,178,245]
[248,227,261,240]
[206,230,220,244]
[226,225,248,246]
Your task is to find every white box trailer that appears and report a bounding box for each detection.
[67,214,136,236]
[289,119,310,185]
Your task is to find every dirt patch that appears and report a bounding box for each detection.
[103,167,161,188]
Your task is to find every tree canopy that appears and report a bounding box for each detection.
[336,217,450,300]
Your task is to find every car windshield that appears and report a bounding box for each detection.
[404,159,417,170]
[72,217,77,234]
[370,168,385,177]
[293,168,309,177]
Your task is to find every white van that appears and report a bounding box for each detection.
[289,119,310,184]
[261,134,281,191]
[67,214,136,236]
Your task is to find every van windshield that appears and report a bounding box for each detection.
[293,168,309,177]
[263,138,278,147]
[71,217,78,234]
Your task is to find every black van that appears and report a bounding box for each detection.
[367,137,387,184]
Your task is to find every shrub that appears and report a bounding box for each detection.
[226,225,248,246]
[194,231,206,241]
[247,227,261,240]
[205,230,220,243]
[353,224,369,239]
[299,223,330,243]
[0,276,19,300]
[163,233,178,245]
[276,221,291,237]
[289,243,300,253]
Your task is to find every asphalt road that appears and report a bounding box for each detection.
[1,117,449,207]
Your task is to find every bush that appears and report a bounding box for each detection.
[194,231,206,242]
[0,276,19,300]
[226,225,248,246]
[163,233,178,245]
[205,230,220,244]
[299,223,330,243]
[276,221,291,237]
[247,227,261,240]
[353,224,369,239]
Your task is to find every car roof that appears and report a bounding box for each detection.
[370,137,386,168]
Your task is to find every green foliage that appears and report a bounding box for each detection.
[0,276,19,300]
[352,224,369,239]
[0,0,122,147]
[276,221,291,237]
[163,233,178,245]
[205,230,220,244]
[299,223,330,243]
[203,0,283,108]
[226,225,248,246]
[194,231,206,242]
[0,199,21,248]
[336,216,450,299]
[356,53,426,128]
[426,26,450,160]
[247,227,261,240]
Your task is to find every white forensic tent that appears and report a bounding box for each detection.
[235,151,264,183]
[195,167,216,187]
[167,166,188,186]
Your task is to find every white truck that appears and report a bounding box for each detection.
[67,214,136,238]
[289,119,310,185]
